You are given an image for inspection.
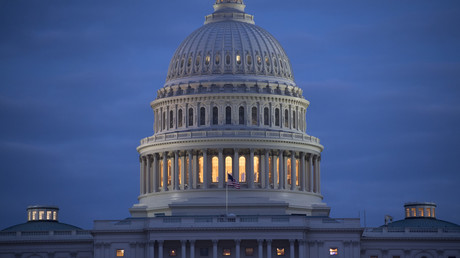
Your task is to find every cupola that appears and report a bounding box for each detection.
[404,202,436,219]
[27,205,59,222]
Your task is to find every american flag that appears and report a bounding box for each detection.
[227,173,240,189]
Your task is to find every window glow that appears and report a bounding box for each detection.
[32,211,37,220]
[223,249,231,256]
[116,249,124,257]
[426,208,431,217]
[276,157,279,184]
[418,208,424,217]
[186,157,190,184]
[254,156,260,183]
[411,208,416,217]
[199,156,204,183]
[39,211,44,220]
[432,208,435,217]
[225,156,233,175]
[169,249,177,256]
[160,160,164,187]
[236,54,241,64]
[212,156,219,183]
[405,208,410,218]
[276,248,285,256]
[178,158,182,185]
[46,211,52,220]
[239,156,246,182]
[287,158,292,185]
[53,211,57,220]
[245,248,254,256]
[167,159,172,186]
[329,248,338,255]
[296,159,300,186]
[205,55,211,65]
[268,156,273,184]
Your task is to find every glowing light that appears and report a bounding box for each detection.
[223,249,231,256]
[116,250,124,257]
[276,248,285,256]
[329,248,338,255]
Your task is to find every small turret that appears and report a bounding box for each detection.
[404,202,436,219]
[27,205,59,222]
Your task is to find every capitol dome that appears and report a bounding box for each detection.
[131,0,329,218]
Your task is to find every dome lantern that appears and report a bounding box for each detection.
[205,0,253,24]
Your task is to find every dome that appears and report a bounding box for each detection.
[164,0,295,88]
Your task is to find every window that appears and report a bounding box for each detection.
[198,156,204,183]
[426,208,431,217]
[411,208,416,217]
[205,55,210,65]
[247,54,252,65]
[200,248,209,256]
[284,109,289,127]
[169,249,177,256]
[257,55,262,65]
[170,110,174,128]
[236,54,241,65]
[239,156,246,182]
[189,108,194,126]
[116,250,124,257]
[32,211,37,220]
[225,156,232,175]
[264,107,269,125]
[252,107,258,125]
[215,54,220,65]
[196,56,201,66]
[287,158,291,185]
[418,207,424,217]
[293,110,296,129]
[200,107,206,126]
[53,211,57,220]
[392,256,400,258]
[223,249,231,256]
[296,159,300,186]
[167,159,172,185]
[178,158,182,185]
[213,107,218,125]
[275,108,280,126]
[178,109,183,127]
[245,248,254,256]
[239,107,245,125]
[265,56,270,66]
[160,160,164,187]
[39,211,44,220]
[212,156,218,183]
[370,256,378,258]
[276,248,285,256]
[329,248,338,255]
[226,54,231,65]
[405,208,410,218]
[254,156,260,183]
[163,112,166,129]
[226,106,232,124]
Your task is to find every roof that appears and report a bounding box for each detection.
[383,218,460,228]
[1,221,82,232]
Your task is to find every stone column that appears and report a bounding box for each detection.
[266,240,272,258]
[192,151,198,189]
[235,239,241,258]
[278,150,284,189]
[248,149,255,188]
[300,152,305,191]
[174,151,179,190]
[298,240,305,258]
[158,240,164,258]
[317,156,321,193]
[188,151,193,189]
[291,152,296,191]
[162,152,168,191]
[289,240,295,258]
[181,240,186,258]
[149,241,155,258]
[233,149,239,184]
[272,152,278,189]
[212,240,218,258]
[218,149,224,188]
[180,153,186,190]
[140,156,145,195]
[313,155,318,193]
[258,239,264,258]
[146,155,151,193]
[264,150,270,189]
[308,154,313,192]
[190,240,196,258]
[202,150,208,189]
[152,154,158,192]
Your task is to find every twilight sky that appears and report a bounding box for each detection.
[1,0,459,230]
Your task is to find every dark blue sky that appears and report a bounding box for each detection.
[1,0,459,229]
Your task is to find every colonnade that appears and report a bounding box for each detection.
[139,148,321,195]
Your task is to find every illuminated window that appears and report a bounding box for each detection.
[31,210,37,220]
[46,211,52,220]
[432,208,435,217]
[213,107,218,125]
[264,107,269,125]
[296,159,300,185]
[196,56,201,66]
[178,158,182,185]
[265,56,270,66]
[39,211,44,220]
[236,54,241,65]
[426,208,431,217]
[405,208,410,218]
[225,107,232,124]
[205,55,211,65]
[159,160,164,187]
[329,248,338,255]
[287,158,292,185]
[239,156,246,182]
[188,108,194,126]
[53,211,57,220]
[252,107,258,125]
[116,249,124,257]
[225,156,233,175]
[167,159,172,185]
[223,249,231,256]
[186,157,190,184]
[418,208,424,217]
[411,208,416,217]
[169,249,177,256]
[245,248,254,256]
[254,156,260,183]
[28,211,31,221]
[268,156,273,184]
[212,156,219,183]
[276,248,285,256]
[198,156,204,183]
[276,157,279,184]
[275,108,280,126]
[257,55,262,65]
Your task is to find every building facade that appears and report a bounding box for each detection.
[1,1,459,258]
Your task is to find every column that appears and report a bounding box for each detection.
[266,240,272,258]
[248,149,255,188]
[313,155,318,193]
[180,153,186,190]
[174,151,179,190]
[291,152,296,191]
[140,156,145,195]
[190,240,195,258]
[264,150,270,189]
[153,154,158,193]
[188,151,193,189]
[181,240,186,258]
[212,240,218,258]
[278,150,284,189]
[317,156,321,193]
[298,240,305,258]
[202,150,208,189]
[300,152,306,191]
[235,239,241,258]
[149,241,155,258]
[308,154,313,192]
[146,155,152,193]
[258,239,264,258]
[289,240,295,258]
[233,149,239,184]
[162,152,168,191]
[192,151,198,189]
[218,149,224,188]
[158,240,164,258]
[272,152,278,189]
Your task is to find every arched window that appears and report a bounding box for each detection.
[239,156,246,182]
[212,107,218,125]
[285,109,289,127]
[226,106,232,124]
[169,110,174,129]
[254,156,260,183]
[212,156,218,183]
[159,160,163,187]
[167,159,172,186]
[287,158,291,185]
[178,158,182,185]
[162,112,166,130]
[178,109,183,127]
[292,110,296,129]
[239,107,245,125]
[225,156,233,175]
[252,107,258,125]
[198,156,203,184]
[264,107,269,125]
[200,107,206,126]
[226,54,231,65]
[188,108,194,126]
[275,108,280,126]
[296,159,300,186]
